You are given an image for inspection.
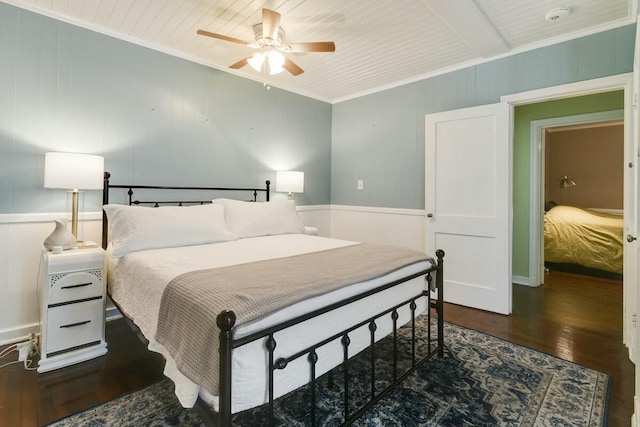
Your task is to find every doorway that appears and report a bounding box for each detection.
[503,72,636,358]
[532,109,624,283]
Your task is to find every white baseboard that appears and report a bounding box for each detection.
[1,308,123,345]
[512,275,538,287]
[0,322,39,346]
[106,306,123,322]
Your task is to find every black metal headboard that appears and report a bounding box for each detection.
[101,171,271,249]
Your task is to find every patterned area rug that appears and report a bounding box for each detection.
[48,320,609,426]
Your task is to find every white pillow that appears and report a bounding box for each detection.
[212,198,305,238]
[103,203,236,257]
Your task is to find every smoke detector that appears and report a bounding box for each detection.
[545,7,570,23]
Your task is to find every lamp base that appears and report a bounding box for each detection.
[71,189,79,238]
[43,218,77,250]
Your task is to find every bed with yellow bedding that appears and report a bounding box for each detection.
[544,205,623,275]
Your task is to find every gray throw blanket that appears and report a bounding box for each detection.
[155,242,430,397]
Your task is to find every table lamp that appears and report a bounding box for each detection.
[44,152,104,241]
[558,175,576,188]
[276,171,304,200]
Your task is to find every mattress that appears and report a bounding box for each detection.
[107,234,432,413]
[544,205,624,274]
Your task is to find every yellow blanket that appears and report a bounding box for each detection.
[544,205,623,274]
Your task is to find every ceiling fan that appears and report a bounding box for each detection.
[197,8,335,76]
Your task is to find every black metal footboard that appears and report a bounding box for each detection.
[213,250,445,426]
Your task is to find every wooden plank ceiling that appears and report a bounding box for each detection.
[3,0,635,102]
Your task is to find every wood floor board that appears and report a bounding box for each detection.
[0,271,633,426]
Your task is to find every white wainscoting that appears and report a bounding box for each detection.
[2,205,525,345]
[0,212,103,345]
[0,205,417,344]
[330,205,426,251]
[296,205,332,237]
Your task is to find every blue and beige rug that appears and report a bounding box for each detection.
[49,320,609,426]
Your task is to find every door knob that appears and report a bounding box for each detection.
[628,234,638,242]
[427,213,433,218]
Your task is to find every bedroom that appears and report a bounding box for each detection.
[0,0,638,425]
[543,117,625,280]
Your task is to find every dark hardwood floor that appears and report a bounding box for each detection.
[0,271,633,426]
[447,271,634,427]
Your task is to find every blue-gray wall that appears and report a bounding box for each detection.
[331,24,635,209]
[0,1,636,219]
[0,2,332,213]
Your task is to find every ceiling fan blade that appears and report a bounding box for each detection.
[287,41,336,53]
[262,8,281,42]
[229,57,250,69]
[283,57,304,76]
[197,29,249,46]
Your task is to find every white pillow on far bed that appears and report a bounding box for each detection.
[103,203,236,257]
[213,198,305,238]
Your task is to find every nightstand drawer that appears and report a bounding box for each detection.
[46,299,104,354]
[49,270,103,305]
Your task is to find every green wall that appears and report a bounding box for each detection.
[512,91,625,278]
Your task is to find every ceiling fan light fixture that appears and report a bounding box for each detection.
[247,52,265,71]
[197,8,332,77]
[253,23,286,49]
[268,50,285,74]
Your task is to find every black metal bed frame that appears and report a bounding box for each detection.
[102,172,445,426]
[101,171,270,248]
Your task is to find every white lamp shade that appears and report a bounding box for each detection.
[44,152,104,190]
[246,51,286,75]
[276,171,304,193]
[247,52,265,72]
[268,50,285,75]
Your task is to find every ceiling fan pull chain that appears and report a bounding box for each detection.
[263,64,271,90]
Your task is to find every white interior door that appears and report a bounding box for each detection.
[425,103,512,315]
[630,18,640,364]
[631,16,640,421]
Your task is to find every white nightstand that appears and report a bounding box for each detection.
[38,246,108,373]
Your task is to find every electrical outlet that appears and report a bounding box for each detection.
[17,341,31,362]
[357,179,364,190]
[29,333,39,357]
